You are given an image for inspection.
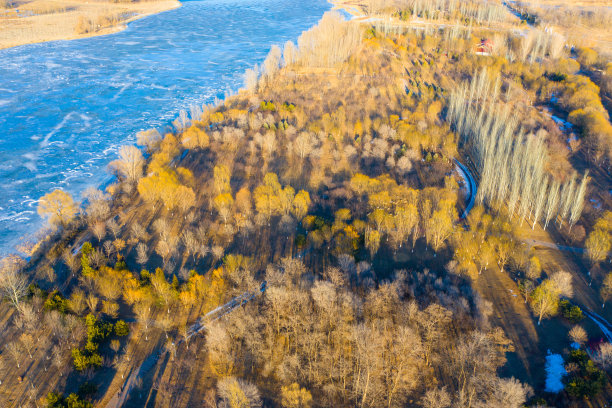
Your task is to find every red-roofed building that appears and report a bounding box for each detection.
[475,39,493,56]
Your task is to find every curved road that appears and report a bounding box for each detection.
[454,159,477,219]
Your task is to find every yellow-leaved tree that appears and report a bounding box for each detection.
[281,383,312,408]
[38,189,78,228]
[181,124,209,149]
[291,190,311,221]
[137,168,195,212]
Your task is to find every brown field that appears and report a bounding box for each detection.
[0,0,180,49]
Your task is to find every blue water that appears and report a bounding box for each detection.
[0,0,331,253]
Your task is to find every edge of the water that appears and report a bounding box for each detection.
[3,0,348,257]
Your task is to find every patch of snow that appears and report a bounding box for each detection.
[551,115,572,130]
[544,351,566,393]
[590,198,602,210]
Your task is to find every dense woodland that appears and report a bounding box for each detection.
[1,0,612,407]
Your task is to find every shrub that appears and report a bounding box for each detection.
[260,101,276,111]
[77,382,97,399]
[576,47,598,68]
[71,348,102,371]
[560,300,584,323]
[46,391,93,408]
[44,290,69,314]
[209,112,224,123]
[74,16,93,35]
[564,349,606,398]
[115,320,129,336]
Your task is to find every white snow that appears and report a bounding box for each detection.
[551,115,572,130]
[544,351,566,393]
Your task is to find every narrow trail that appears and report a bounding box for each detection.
[523,238,585,254]
[584,309,612,343]
[477,264,541,384]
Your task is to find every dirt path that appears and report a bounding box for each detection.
[475,265,542,385]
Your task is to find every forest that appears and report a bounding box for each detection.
[0,0,611,407]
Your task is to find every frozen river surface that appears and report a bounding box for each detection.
[0,0,330,253]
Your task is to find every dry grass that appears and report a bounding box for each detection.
[0,0,180,49]
[20,0,69,14]
[515,0,612,56]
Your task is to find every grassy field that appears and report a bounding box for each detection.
[0,0,180,49]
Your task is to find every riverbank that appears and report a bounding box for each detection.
[0,0,333,255]
[0,0,180,49]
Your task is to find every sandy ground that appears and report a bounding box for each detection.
[0,0,181,49]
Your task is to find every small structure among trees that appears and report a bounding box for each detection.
[475,38,493,55]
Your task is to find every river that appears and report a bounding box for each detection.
[0,0,331,254]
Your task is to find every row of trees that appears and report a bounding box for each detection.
[245,12,362,90]
[447,69,588,229]
[556,74,612,166]
[380,0,509,24]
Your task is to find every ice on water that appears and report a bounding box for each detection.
[0,0,330,253]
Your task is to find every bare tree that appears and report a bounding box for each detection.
[135,301,152,341]
[136,129,162,153]
[182,230,200,263]
[131,222,148,242]
[136,243,149,266]
[62,249,80,275]
[569,325,587,345]
[420,387,450,408]
[20,333,36,359]
[52,345,69,376]
[0,256,28,309]
[5,341,23,369]
[293,132,314,160]
[107,219,122,239]
[86,293,99,314]
[69,289,87,315]
[569,172,588,228]
[550,271,573,297]
[594,342,612,372]
[110,145,145,184]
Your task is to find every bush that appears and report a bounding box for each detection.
[46,391,93,408]
[74,16,94,35]
[560,300,584,323]
[564,349,606,398]
[114,320,129,337]
[44,290,69,313]
[554,58,580,75]
[71,348,102,371]
[576,47,598,68]
[140,269,151,285]
[260,101,276,111]
[77,382,97,399]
